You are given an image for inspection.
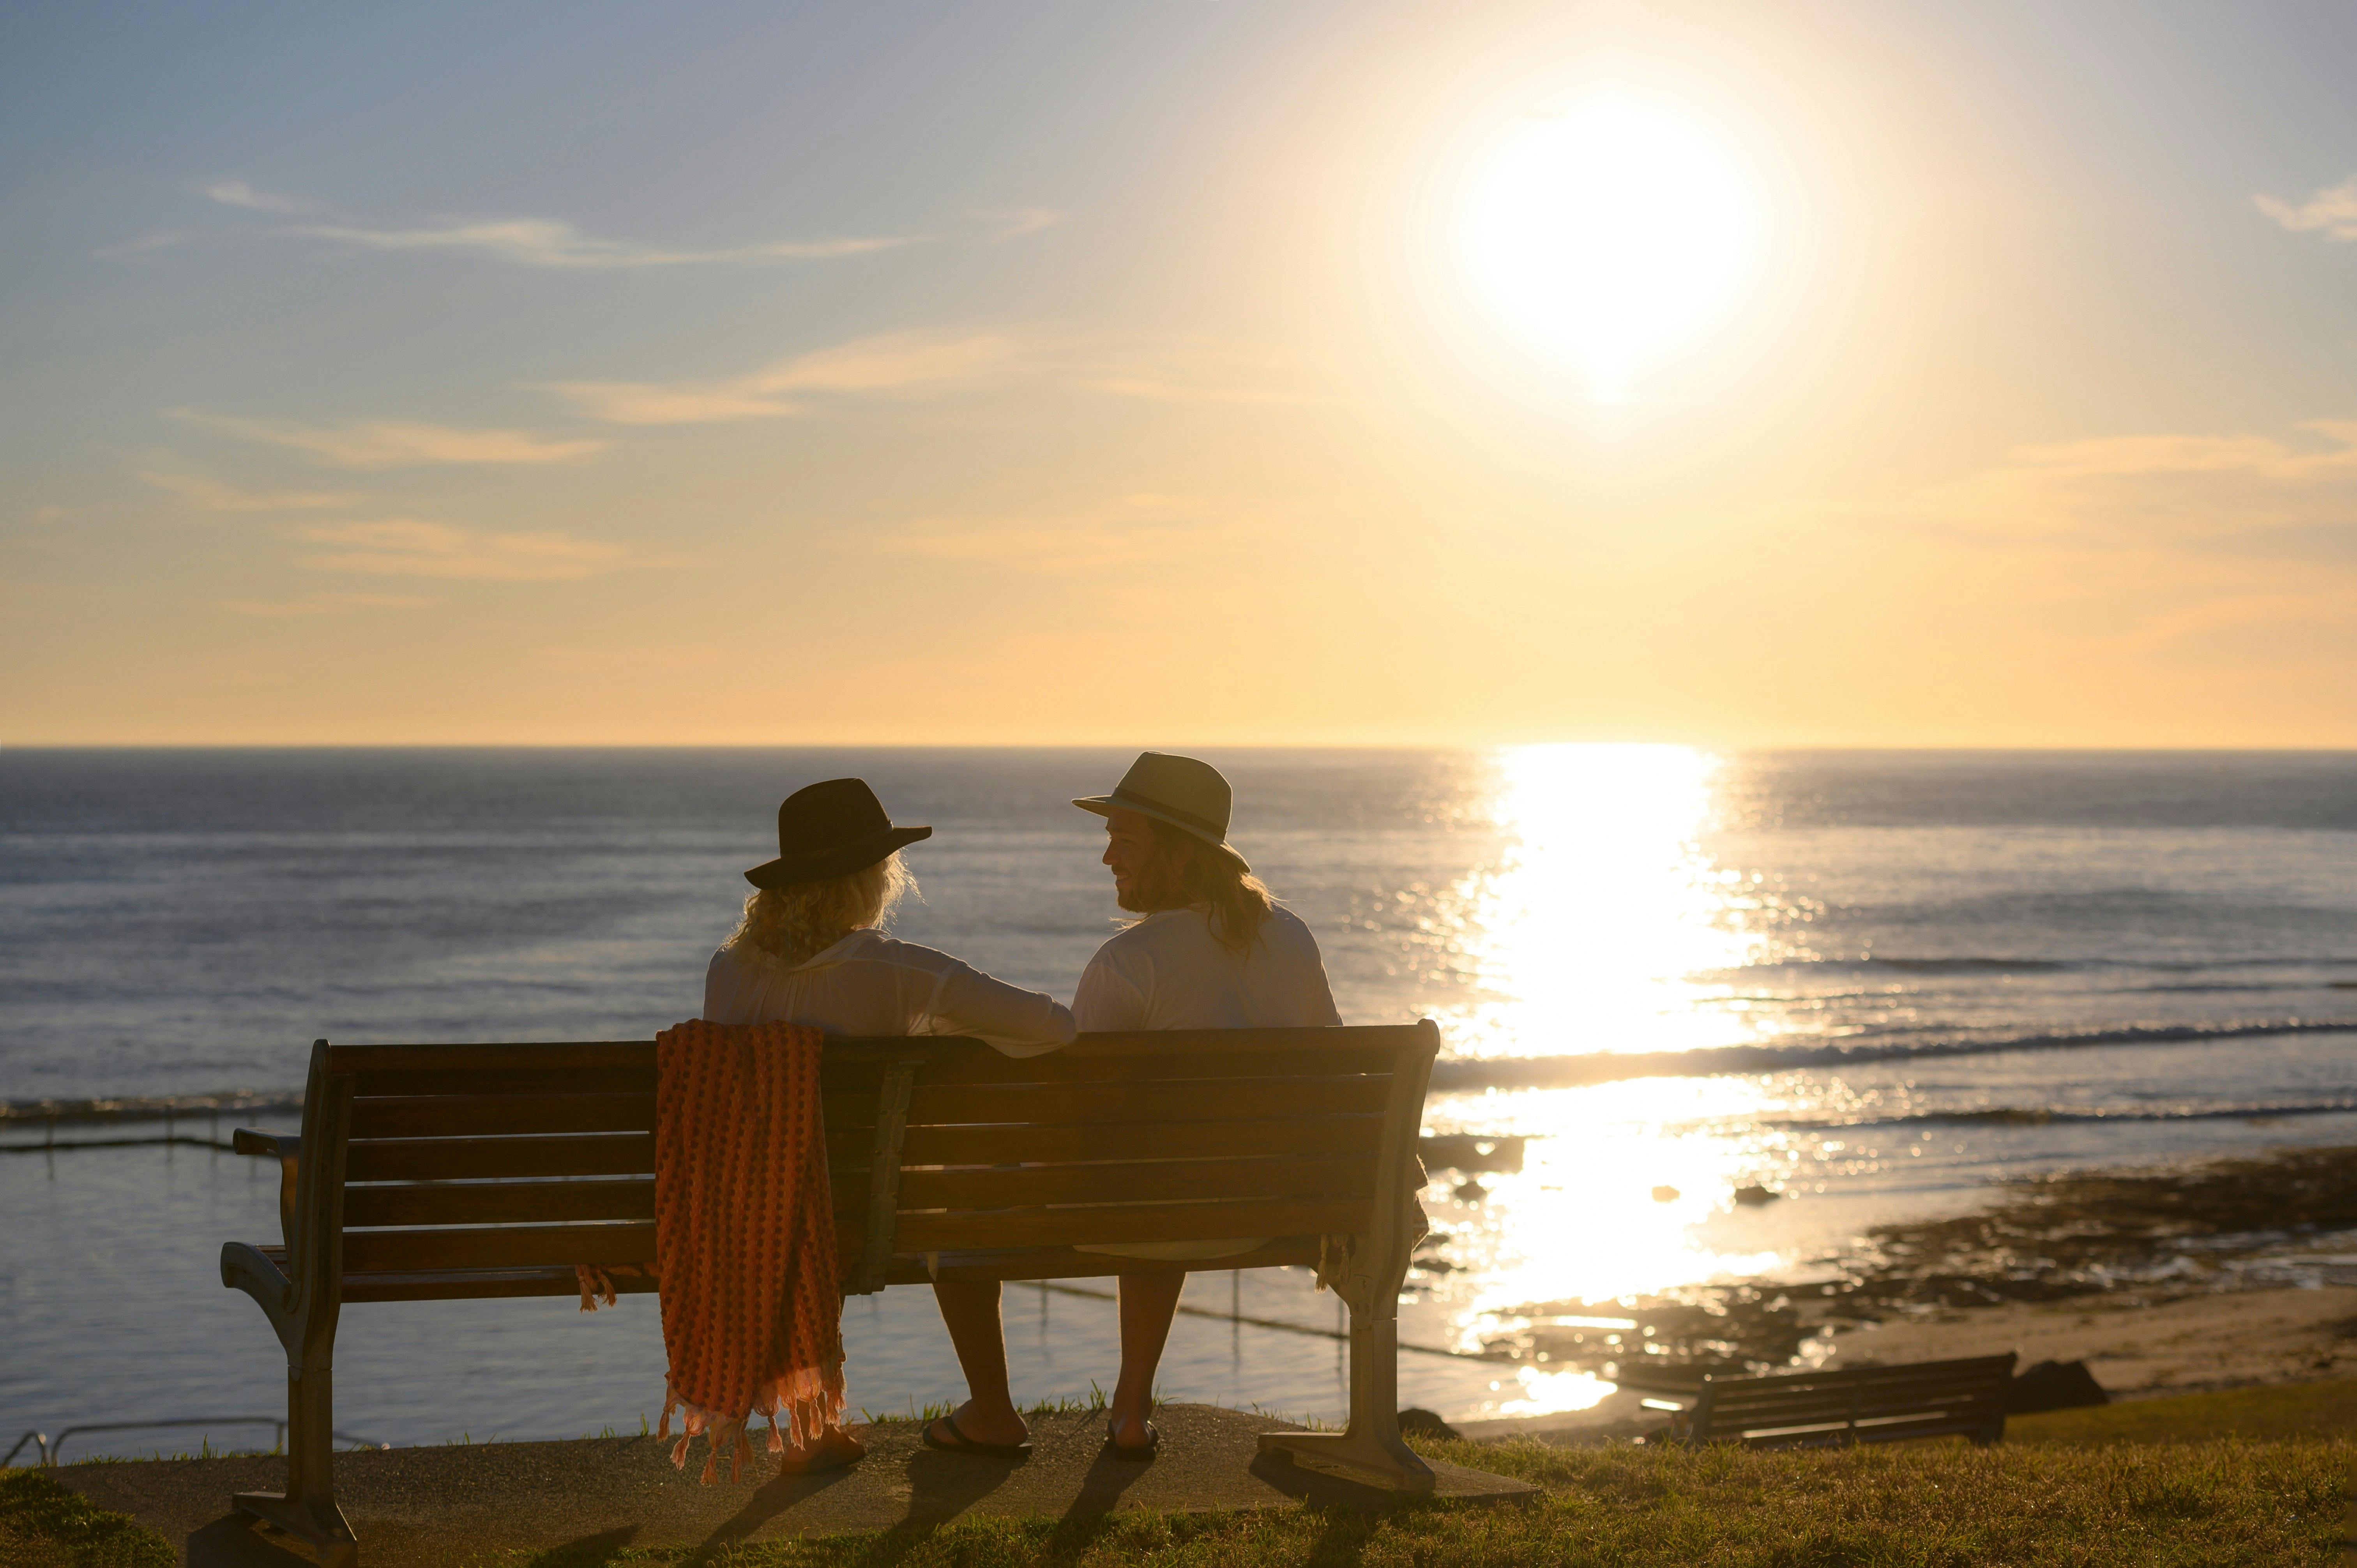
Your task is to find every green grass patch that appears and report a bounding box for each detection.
[461,1435,2348,1567]
[0,1468,175,1568]
[2013,1377,2357,1444]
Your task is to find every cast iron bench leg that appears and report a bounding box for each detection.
[233,1353,357,1568]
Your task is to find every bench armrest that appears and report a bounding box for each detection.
[232,1128,300,1161]
[233,1128,302,1252]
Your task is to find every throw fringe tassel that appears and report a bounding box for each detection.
[576,1264,618,1311]
[657,1361,846,1484]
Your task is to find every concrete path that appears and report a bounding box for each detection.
[52,1406,1535,1566]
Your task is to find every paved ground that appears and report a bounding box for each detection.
[51,1406,1534,1566]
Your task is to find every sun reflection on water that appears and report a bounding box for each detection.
[1405,746,1825,1403]
[1435,743,1762,1060]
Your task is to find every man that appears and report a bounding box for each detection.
[924,752,1341,1459]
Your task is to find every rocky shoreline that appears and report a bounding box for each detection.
[1470,1144,2357,1388]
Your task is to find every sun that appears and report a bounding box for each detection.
[1463,97,1752,390]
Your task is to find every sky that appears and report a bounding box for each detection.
[4,0,2355,747]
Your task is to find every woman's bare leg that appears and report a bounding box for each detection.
[1111,1268,1186,1445]
[776,1423,866,1474]
[929,1281,1028,1445]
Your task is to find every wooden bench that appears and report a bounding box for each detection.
[1635,1354,2017,1449]
[221,1023,1444,1564]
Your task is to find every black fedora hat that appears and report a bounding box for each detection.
[745,779,931,890]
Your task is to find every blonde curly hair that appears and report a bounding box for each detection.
[722,852,917,969]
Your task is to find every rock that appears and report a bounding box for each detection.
[1397,1408,1461,1440]
[1652,1185,1680,1203]
[2007,1359,2110,1413]
[1733,1184,1779,1206]
[1454,1181,1488,1204]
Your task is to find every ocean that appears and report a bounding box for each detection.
[6,747,2356,1457]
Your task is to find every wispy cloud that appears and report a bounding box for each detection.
[290,218,913,268]
[219,592,435,616]
[546,331,1029,425]
[298,520,634,581]
[1919,418,2357,560]
[1076,337,1320,406]
[93,230,195,261]
[535,645,728,675]
[981,207,1062,241]
[140,468,354,511]
[2256,176,2357,242]
[200,178,309,214]
[196,178,920,269]
[546,329,1311,427]
[175,410,602,469]
[878,494,1243,574]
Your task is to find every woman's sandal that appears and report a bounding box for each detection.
[1104,1418,1160,1461]
[922,1413,1031,1456]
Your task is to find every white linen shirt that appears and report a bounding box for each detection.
[1070,905,1341,1033]
[1069,903,1340,1261]
[702,927,1074,1057]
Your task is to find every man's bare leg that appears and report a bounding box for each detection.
[929,1281,1028,1446]
[1111,1268,1186,1446]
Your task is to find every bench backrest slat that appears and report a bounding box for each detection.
[320,1025,1433,1284]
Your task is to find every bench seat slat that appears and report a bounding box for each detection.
[881,1238,1325,1285]
[897,1154,1378,1211]
[893,1195,1369,1252]
[897,1115,1382,1168]
[343,1222,662,1272]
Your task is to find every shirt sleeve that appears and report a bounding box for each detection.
[1294,921,1343,1026]
[701,948,741,1025]
[1072,943,1149,1033]
[921,957,1077,1058]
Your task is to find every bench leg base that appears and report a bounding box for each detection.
[233,1489,358,1567]
[1257,1430,1436,1493]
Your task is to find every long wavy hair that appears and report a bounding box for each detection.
[722,852,917,970]
[1133,818,1274,956]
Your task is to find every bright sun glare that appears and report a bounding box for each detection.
[1465,97,1751,389]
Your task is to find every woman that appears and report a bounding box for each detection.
[704,777,1075,1471]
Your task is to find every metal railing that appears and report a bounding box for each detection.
[4,1418,387,1468]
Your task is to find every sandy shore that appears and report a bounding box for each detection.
[1822,1283,2357,1395]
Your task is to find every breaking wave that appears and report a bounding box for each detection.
[1426,1018,2357,1091]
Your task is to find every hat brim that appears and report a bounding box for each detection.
[745,825,931,890]
[1073,795,1249,873]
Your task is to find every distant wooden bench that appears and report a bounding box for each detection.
[221,1024,1445,1564]
[1633,1354,2017,1449]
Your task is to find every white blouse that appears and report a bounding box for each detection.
[701,928,1074,1058]
[1071,905,1341,1033]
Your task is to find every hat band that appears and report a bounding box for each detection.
[1108,787,1226,840]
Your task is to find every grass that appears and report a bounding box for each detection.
[0,1468,175,1568]
[2012,1375,2357,1444]
[447,1434,2348,1568]
[19,1387,2353,1566]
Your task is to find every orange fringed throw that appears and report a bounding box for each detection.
[638,1019,846,1483]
